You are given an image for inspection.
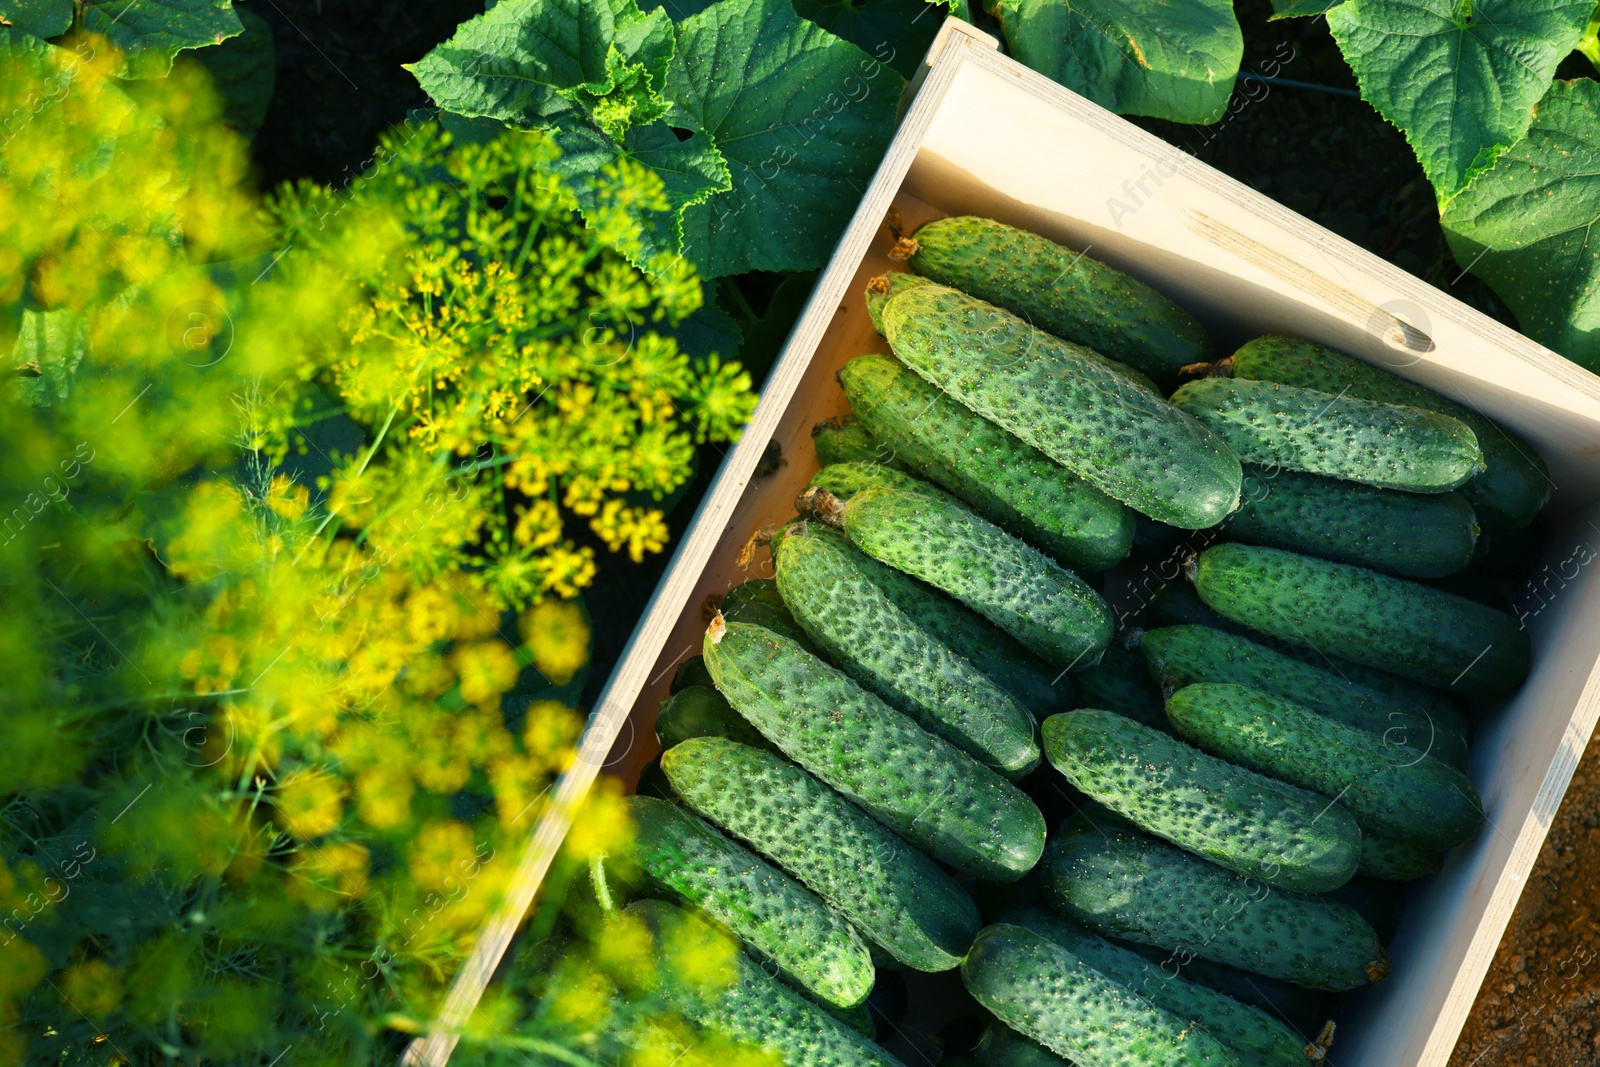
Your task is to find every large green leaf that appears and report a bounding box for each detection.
[10,309,88,408]
[990,0,1243,124]
[667,0,904,277]
[192,7,275,138]
[83,0,243,79]
[791,0,943,78]
[1269,0,1341,16]
[1441,79,1600,374]
[1326,0,1592,200]
[0,0,73,37]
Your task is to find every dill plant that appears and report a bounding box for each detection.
[1,32,755,1066]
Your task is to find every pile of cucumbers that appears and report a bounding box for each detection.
[589,216,1549,1067]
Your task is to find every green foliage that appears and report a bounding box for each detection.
[192,7,275,138]
[0,34,752,1066]
[988,0,1244,124]
[0,0,242,76]
[1326,0,1592,200]
[1441,78,1600,372]
[408,0,906,278]
[1269,0,1342,16]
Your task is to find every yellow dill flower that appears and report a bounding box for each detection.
[522,700,584,774]
[521,600,591,686]
[452,641,522,706]
[355,766,414,830]
[57,960,123,1019]
[591,501,669,563]
[408,820,476,894]
[275,768,346,841]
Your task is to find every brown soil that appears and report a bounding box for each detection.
[1450,718,1600,1067]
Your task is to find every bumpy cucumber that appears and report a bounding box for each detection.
[961,923,1240,1067]
[1138,625,1469,769]
[810,460,943,500]
[720,577,810,646]
[1359,835,1443,882]
[800,484,1112,669]
[1044,827,1387,992]
[865,271,936,334]
[705,620,1046,880]
[1169,376,1482,493]
[624,796,875,1008]
[771,521,1040,778]
[813,416,904,470]
[670,654,714,693]
[1165,684,1484,849]
[1229,465,1478,578]
[975,1022,1071,1066]
[839,354,1134,571]
[1071,646,1166,731]
[624,900,903,1067]
[661,737,979,971]
[655,686,776,753]
[1042,708,1361,892]
[1116,941,1326,1033]
[895,217,1210,388]
[1003,908,1309,1067]
[1229,336,1551,527]
[879,283,1241,529]
[800,471,1069,719]
[1192,543,1532,695]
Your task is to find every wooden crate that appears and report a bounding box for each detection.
[409,20,1600,1066]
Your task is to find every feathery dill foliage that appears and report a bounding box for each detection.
[1,34,747,1066]
[268,124,759,607]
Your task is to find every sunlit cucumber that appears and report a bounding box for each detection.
[813,416,904,469]
[1359,835,1443,882]
[1169,376,1482,493]
[839,355,1134,571]
[961,923,1240,1067]
[1071,645,1166,731]
[1001,907,1310,1067]
[1165,684,1484,849]
[655,685,776,753]
[704,619,1046,880]
[1044,827,1388,991]
[1228,335,1551,527]
[799,484,1112,669]
[661,737,979,971]
[1229,465,1478,578]
[878,283,1241,528]
[891,216,1210,387]
[865,271,935,334]
[623,796,875,1008]
[1138,625,1468,769]
[1191,543,1532,695]
[1042,708,1361,892]
[622,900,903,1067]
[771,521,1040,779]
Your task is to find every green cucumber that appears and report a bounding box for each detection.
[623,900,904,1067]
[1138,625,1469,769]
[661,737,979,971]
[624,796,875,1007]
[636,755,677,802]
[813,416,904,469]
[1042,708,1361,892]
[1229,465,1478,578]
[975,1022,1072,1066]
[1228,336,1551,527]
[961,922,1240,1067]
[771,521,1040,779]
[878,283,1241,529]
[704,619,1046,880]
[655,685,776,753]
[839,354,1134,571]
[797,473,1070,719]
[865,271,936,334]
[1044,827,1387,992]
[799,484,1112,669]
[671,654,715,693]
[893,217,1210,388]
[1359,835,1443,882]
[720,578,810,646]
[1169,376,1482,493]
[1191,543,1532,695]
[810,460,942,500]
[1001,907,1309,1067]
[1165,684,1484,849]
[1071,646,1166,731]
[1114,941,1326,1033]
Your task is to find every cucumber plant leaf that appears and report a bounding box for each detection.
[190,7,275,139]
[790,0,944,78]
[1441,79,1600,374]
[0,0,73,38]
[10,309,89,408]
[988,0,1244,124]
[667,0,904,277]
[1580,3,1599,73]
[1326,0,1593,200]
[82,0,244,78]
[1269,0,1342,17]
